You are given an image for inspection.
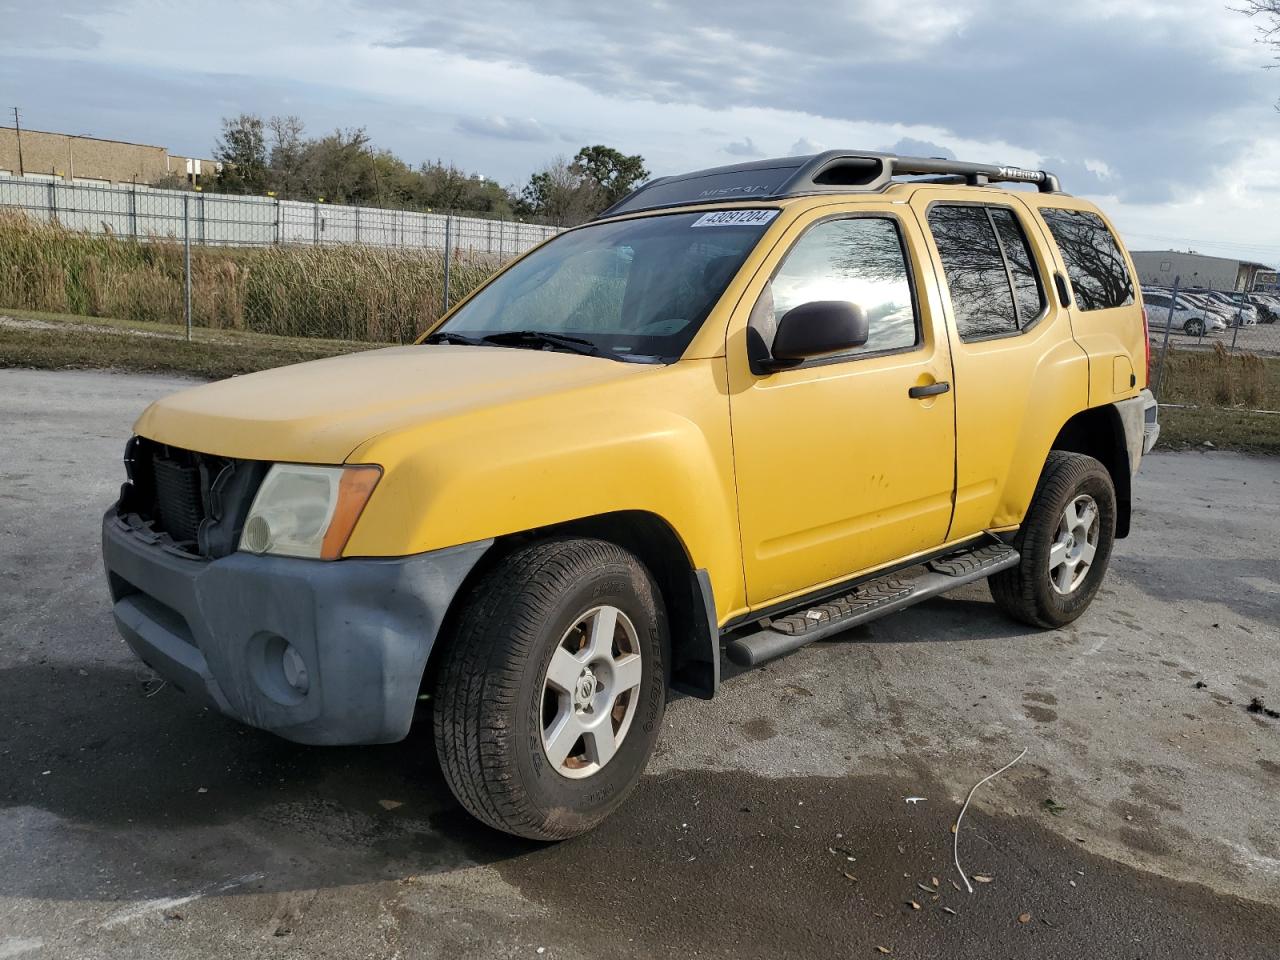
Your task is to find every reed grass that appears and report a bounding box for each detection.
[1152,342,1277,410]
[0,212,503,343]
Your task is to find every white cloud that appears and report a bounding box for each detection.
[1,0,1275,262]
[723,137,764,158]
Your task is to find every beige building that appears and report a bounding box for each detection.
[1130,250,1275,294]
[0,127,217,186]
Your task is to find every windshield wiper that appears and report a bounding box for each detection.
[422,331,491,347]
[481,330,607,358]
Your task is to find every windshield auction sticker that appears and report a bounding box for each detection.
[691,209,779,228]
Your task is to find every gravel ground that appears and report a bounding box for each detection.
[1,367,1278,959]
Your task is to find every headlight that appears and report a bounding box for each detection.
[239,464,381,560]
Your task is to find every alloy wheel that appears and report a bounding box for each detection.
[540,605,643,779]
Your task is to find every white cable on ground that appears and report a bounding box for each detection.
[953,746,1028,894]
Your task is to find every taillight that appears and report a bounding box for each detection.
[1141,306,1151,388]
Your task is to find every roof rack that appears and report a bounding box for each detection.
[597,150,1064,219]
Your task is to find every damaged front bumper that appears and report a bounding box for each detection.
[102,509,490,745]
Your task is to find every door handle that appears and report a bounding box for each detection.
[908,381,951,399]
[1054,272,1072,307]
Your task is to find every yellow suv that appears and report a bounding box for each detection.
[102,150,1159,839]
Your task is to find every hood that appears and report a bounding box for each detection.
[134,344,646,463]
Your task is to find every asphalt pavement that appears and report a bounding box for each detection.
[1,367,1278,959]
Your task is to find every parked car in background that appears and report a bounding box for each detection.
[1144,290,1226,336]
[1201,290,1257,325]
[1247,293,1278,324]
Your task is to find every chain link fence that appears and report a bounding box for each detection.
[1146,278,1280,418]
[0,177,559,344]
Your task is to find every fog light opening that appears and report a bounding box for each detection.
[281,643,309,694]
[253,633,311,706]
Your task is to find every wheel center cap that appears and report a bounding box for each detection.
[574,669,596,708]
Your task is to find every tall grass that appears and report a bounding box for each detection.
[0,212,504,343]
[1153,343,1277,409]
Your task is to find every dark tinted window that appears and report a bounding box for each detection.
[989,208,1045,324]
[927,206,1018,339]
[1039,208,1135,311]
[608,165,799,214]
[759,217,917,358]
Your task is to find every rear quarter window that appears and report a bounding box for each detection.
[1039,208,1135,312]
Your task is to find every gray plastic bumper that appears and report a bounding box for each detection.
[1141,388,1160,455]
[102,510,490,745]
[1115,388,1160,477]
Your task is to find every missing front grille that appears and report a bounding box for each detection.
[152,456,204,544]
[117,437,266,559]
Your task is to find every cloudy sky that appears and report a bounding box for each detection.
[3,0,1279,262]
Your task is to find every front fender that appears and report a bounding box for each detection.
[342,359,747,619]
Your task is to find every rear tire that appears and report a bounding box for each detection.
[433,537,667,840]
[990,452,1116,629]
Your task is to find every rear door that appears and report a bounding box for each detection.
[908,188,1089,539]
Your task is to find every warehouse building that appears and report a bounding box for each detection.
[1130,250,1276,293]
[0,127,217,187]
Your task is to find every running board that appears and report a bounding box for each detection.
[724,543,1019,668]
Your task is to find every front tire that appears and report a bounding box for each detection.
[1184,318,1206,336]
[990,452,1117,629]
[433,537,667,840]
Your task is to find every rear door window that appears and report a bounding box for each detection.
[989,208,1045,325]
[1039,208,1135,311]
[926,205,1045,341]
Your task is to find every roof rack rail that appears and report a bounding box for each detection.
[597,150,1063,219]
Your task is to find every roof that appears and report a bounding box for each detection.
[598,150,1064,219]
[1131,250,1277,272]
[4,126,169,151]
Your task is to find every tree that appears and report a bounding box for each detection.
[519,156,605,226]
[268,115,307,197]
[571,145,648,206]
[212,114,270,194]
[417,161,514,216]
[1240,1,1280,107]
[296,128,378,204]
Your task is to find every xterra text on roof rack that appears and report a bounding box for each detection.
[102,150,1160,838]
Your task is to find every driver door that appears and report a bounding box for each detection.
[726,205,957,608]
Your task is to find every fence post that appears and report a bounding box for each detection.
[355,207,361,245]
[129,183,138,239]
[443,216,453,312]
[48,180,57,222]
[1200,280,1211,343]
[275,197,282,245]
[183,194,193,343]
[1230,295,1243,353]
[1152,275,1179,399]
[313,203,320,245]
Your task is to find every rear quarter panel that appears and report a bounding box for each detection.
[1021,195,1148,400]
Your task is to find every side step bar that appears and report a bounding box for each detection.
[724,543,1019,668]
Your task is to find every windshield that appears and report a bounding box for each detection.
[432,210,775,362]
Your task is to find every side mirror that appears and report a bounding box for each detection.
[768,300,869,366]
